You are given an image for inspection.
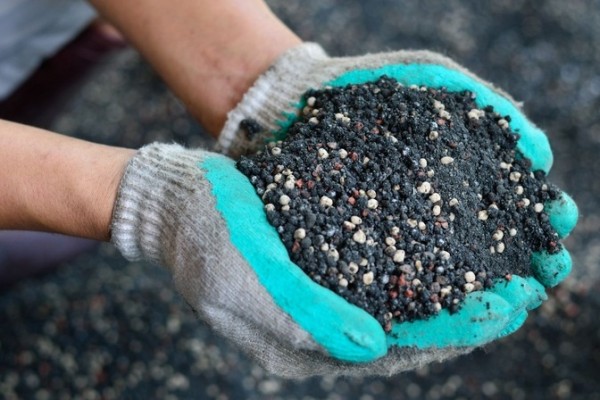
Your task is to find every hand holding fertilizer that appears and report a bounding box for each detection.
[111,43,578,377]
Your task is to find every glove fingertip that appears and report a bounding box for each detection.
[496,310,528,339]
[515,125,553,174]
[487,275,547,311]
[336,318,388,362]
[523,276,548,310]
[546,192,579,239]
[530,248,573,288]
[387,292,512,348]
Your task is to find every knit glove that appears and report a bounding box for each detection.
[207,43,578,374]
[111,144,390,377]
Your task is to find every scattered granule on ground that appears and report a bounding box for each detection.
[237,76,560,330]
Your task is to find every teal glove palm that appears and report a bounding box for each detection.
[213,43,578,373]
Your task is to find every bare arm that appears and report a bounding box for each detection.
[0,1,299,239]
[88,0,302,135]
[0,119,134,240]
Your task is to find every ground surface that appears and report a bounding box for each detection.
[1,1,600,399]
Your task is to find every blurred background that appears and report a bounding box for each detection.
[1,0,599,399]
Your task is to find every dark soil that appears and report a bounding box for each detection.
[237,77,560,329]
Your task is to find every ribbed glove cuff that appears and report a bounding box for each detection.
[110,143,207,264]
[218,43,329,157]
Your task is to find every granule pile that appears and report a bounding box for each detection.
[237,76,560,331]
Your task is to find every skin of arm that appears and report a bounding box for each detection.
[0,119,134,241]
[0,1,299,240]
[88,0,302,135]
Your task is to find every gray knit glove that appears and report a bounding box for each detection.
[207,43,578,376]
[110,143,480,378]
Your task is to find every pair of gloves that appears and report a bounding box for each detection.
[110,43,578,378]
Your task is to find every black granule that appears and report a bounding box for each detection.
[239,118,263,139]
[237,77,561,331]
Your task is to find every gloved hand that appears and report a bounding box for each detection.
[112,142,505,377]
[111,144,389,377]
[202,43,578,374]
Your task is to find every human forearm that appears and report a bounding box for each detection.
[0,119,134,240]
[88,0,301,135]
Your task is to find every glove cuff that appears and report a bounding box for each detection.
[110,143,207,265]
[218,42,329,158]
